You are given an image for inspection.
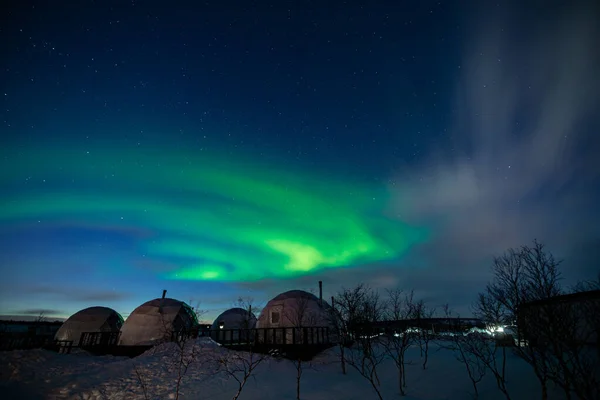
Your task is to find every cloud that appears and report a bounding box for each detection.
[17,308,65,316]
[385,3,600,300]
[8,285,132,303]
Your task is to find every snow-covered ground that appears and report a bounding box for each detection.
[0,339,564,400]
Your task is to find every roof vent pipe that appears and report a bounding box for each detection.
[162,289,167,299]
[319,281,323,306]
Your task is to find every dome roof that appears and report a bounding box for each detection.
[66,306,122,322]
[218,307,249,317]
[211,307,257,331]
[54,306,123,346]
[271,290,320,302]
[118,297,198,346]
[137,298,187,308]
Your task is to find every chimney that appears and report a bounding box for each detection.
[319,281,323,306]
[162,289,167,299]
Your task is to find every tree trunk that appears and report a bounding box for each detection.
[373,361,381,386]
[369,369,385,400]
[540,380,548,400]
[401,355,407,388]
[399,366,405,396]
[296,359,302,400]
[340,345,346,374]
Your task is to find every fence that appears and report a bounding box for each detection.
[0,334,73,353]
[1,333,49,351]
[0,326,333,357]
[209,326,331,347]
[80,331,121,348]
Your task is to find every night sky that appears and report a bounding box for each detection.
[1,0,599,321]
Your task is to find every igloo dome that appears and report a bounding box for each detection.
[257,290,331,329]
[118,298,198,346]
[55,306,124,346]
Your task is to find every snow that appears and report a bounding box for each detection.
[0,339,565,400]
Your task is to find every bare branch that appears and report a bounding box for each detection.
[337,284,386,400]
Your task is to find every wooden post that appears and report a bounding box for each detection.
[303,327,308,345]
[292,327,296,345]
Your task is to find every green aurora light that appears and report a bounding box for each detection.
[1,144,429,282]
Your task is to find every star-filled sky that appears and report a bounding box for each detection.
[1,0,599,322]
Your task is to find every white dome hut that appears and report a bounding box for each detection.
[257,290,331,329]
[256,281,332,344]
[210,307,257,344]
[212,307,257,330]
[118,297,198,346]
[54,306,124,346]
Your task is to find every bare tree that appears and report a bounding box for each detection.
[132,362,150,400]
[283,292,318,400]
[341,285,387,400]
[475,240,562,400]
[329,283,370,375]
[327,296,347,374]
[572,273,600,292]
[217,347,269,400]
[215,295,270,400]
[148,300,219,400]
[441,304,487,398]
[174,302,209,400]
[34,311,46,324]
[232,296,261,329]
[411,299,436,369]
[380,289,417,396]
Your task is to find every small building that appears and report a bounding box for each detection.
[54,306,124,346]
[517,289,600,347]
[118,298,198,346]
[210,307,257,344]
[257,289,332,345]
[212,307,257,330]
[257,290,331,329]
[258,289,331,329]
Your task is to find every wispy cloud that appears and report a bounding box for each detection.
[10,284,132,303]
[17,308,65,316]
[387,3,600,294]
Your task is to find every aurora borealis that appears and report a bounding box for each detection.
[1,1,599,321]
[1,143,426,281]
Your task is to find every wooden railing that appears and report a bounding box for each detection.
[79,331,121,348]
[0,334,72,353]
[206,326,331,346]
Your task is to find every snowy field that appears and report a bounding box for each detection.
[0,339,565,400]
